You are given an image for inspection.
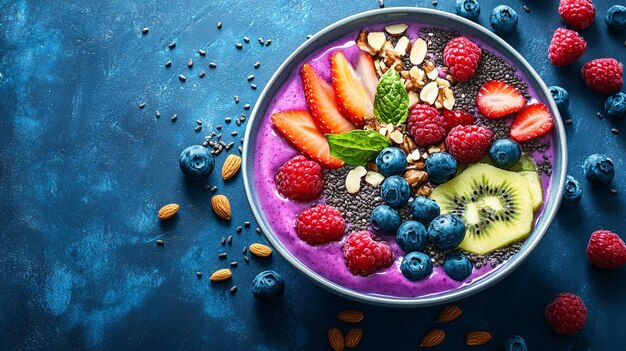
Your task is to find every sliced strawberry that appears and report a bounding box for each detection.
[510,103,555,142]
[330,51,373,126]
[355,51,378,101]
[476,80,527,119]
[271,110,344,169]
[302,63,355,134]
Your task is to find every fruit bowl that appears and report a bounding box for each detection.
[242,7,567,307]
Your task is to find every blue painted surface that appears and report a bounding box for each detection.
[1,0,625,349]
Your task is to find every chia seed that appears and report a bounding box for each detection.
[227,235,232,244]
[155,111,160,118]
[196,272,202,278]
[256,227,262,234]
[523,5,530,12]
[475,116,510,140]
[230,286,237,294]
[170,114,177,122]
[198,49,206,56]
[219,252,227,259]
[244,36,250,43]
[165,60,172,68]
[234,95,239,103]
[244,221,250,227]
[230,261,238,267]
[265,39,272,46]
[258,37,264,44]
[238,146,242,153]
[138,102,146,109]
[247,75,254,81]
[217,21,222,29]
[199,71,206,78]
[231,131,238,136]
[225,117,232,123]
[236,43,243,49]
[156,240,164,246]
[216,124,222,130]
[243,256,250,263]
[179,74,186,82]
[250,83,257,90]
[521,138,550,154]
[236,226,242,233]
[141,27,149,35]
[254,62,261,69]
[610,188,618,195]
[612,128,619,135]
[168,42,176,49]
[417,28,458,65]
[187,59,193,68]
[242,246,247,254]
[536,155,553,176]
[209,62,217,68]
[378,0,384,7]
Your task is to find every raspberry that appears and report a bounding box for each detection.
[342,231,394,276]
[275,155,324,201]
[442,110,475,132]
[443,36,482,83]
[548,28,587,66]
[545,293,587,335]
[295,205,346,245]
[407,104,445,146]
[559,0,596,30]
[581,58,624,94]
[586,230,626,269]
[445,125,493,164]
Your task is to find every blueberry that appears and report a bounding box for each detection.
[370,204,402,236]
[456,0,480,21]
[252,270,285,302]
[400,252,433,281]
[425,152,458,184]
[376,147,408,176]
[443,252,473,281]
[489,139,521,170]
[179,145,215,180]
[490,5,518,34]
[409,196,440,225]
[396,221,428,253]
[606,5,626,31]
[562,175,583,207]
[428,214,466,249]
[605,92,626,120]
[500,335,528,351]
[583,154,615,185]
[380,175,411,208]
[549,85,569,115]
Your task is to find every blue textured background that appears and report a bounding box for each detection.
[1,0,625,349]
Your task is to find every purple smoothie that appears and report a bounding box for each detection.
[254,23,555,298]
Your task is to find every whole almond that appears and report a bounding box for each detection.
[209,268,232,281]
[158,203,179,220]
[221,154,242,180]
[420,329,445,348]
[337,310,364,323]
[211,195,231,220]
[466,331,492,346]
[344,328,363,348]
[328,328,345,351]
[437,304,462,323]
[249,243,272,257]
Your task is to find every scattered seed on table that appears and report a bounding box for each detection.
[597,112,603,119]
[564,119,572,125]
[306,34,312,40]
[209,62,217,68]
[243,36,250,43]
[198,49,206,56]
[155,110,161,118]
[194,126,202,132]
[243,104,250,110]
[240,137,244,143]
[244,221,250,227]
[165,60,172,68]
[235,119,241,126]
[265,39,272,46]
[236,226,242,233]
[225,117,232,123]
[610,188,618,194]
[212,186,218,192]
[256,227,262,234]
[235,43,243,49]
[196,119,203,125]
[612,128,619,134]
[187,59,193,68]
[247,75,254,81]
[231,131,238,136]
[254,62,260,69]
[250,83,257,90]
[141,27,149,34]
[168,42,176,49]
[242,246,247,254]
[238,146,242,153]
[230,261,238,267]
[258,37,264,44]
[234,95,239,103]
[179,74,186,82]
[226,142,234,150]
[217,21,222,29]
[219,252,227,259]
[156,240,164,246]
[243,256,250,263]
[171,114,178,122]
[221,237,226,246]
[240,115,246,121]
[199,71,206,78]
[227,235,233,244]
[216,124,222,130]
[432,0,438,5]
[138,102,146,109]
[230,286,237,294]
[378,0,384,8]
[196,272,203,278]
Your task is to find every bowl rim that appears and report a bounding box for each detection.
[242,7,567,307]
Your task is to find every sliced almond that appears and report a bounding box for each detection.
[409,66,425,82]
[378,127,387,136]
[389,130,404,144]
[428,145,441,154]
[346,166,367,194]
[407,149,422,162]
[410,38,427,65]
[443,88,455,110]
[366,32,386,52]
[435,77,451,88]
[356,29,376,55]
[427,66,439,80]
[384,23,408,36]
[408,91,420,108]
[420,82,439,105]
[393,36,410,56]
[365,171,385,187]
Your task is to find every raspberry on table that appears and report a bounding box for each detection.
[342,231,394,276]
[407,104,446,146]
[548,28,587,66]
[586,230,626,269]
[559,0,596,30]
[545,293,587,335]
[443,36,482,82]
[581,58,624,95]
[445,125,493,164]
[295,205,346,245]
[275,155,324,201]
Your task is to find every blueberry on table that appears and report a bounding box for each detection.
[425,152,457,184]
[489,139,521,170]
[549,85,569,115]
[443,252,473,281]
[409,196,440,225]
[583,154,615,185]
[455,0,480,21]
[605,92,626,120]
[380,175,411,208]
[500,335,528,351]
[375,147,408,177]
[370,204,402,236]
[606,5,626,31]
[490,5,518,34]
[252,270,285,302]
[562,175,583,207]
[179,145,215,180]
[396,220,428,253]
[428,214,466,250]
[400,251,433,281]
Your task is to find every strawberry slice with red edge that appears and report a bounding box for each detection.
[476,80,527,119]
[330,51,373,126]
[355,51,378,101]
[510,103,555,143]
[302,63,355,134]
[271,110,344,169]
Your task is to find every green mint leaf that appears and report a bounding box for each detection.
[373,68,409,125]
[325,130,392,166]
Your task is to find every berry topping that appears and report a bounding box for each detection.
[549,85,570,114]
[271,110,344,169]
[355,51,378,100]
[302,63,355,134]
[586,230,626,269]
[443,36,482,82]
[581,58,624,95]
[455,0,480,21]
[381,175,411,208]
[396,220,428,253]
[342,231,394,276]
[370,204,402,236]
[559,0,596,30]
[409,196,441,225]
[425,152,458,184]
[407,104,446,146]
[562,175,583,207]
[548,28,587,67]
[583,153,615,185]
[445,125,493,164]
[330,51,374,126]
[476,80,526,119]
[605,92,626,120]
[179,145,215,180]
[545,293,587,335]
[489,5,519,34]
[375,147,408,177]
[252,270,285,302]
[441,109,475,132]
[606,5,626,31]
[295,205,345,245]
[443,252,473,281]
[488,138,521,170]
[275,155,324,201]
[400,251,433,281]
[428,214,466,250]
[509,103,555,143]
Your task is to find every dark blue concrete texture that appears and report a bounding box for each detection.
[1,0,625,350]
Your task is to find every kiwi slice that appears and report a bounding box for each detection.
[430,163,534,255]
[520,171,543,211]
[509,155,538,173]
